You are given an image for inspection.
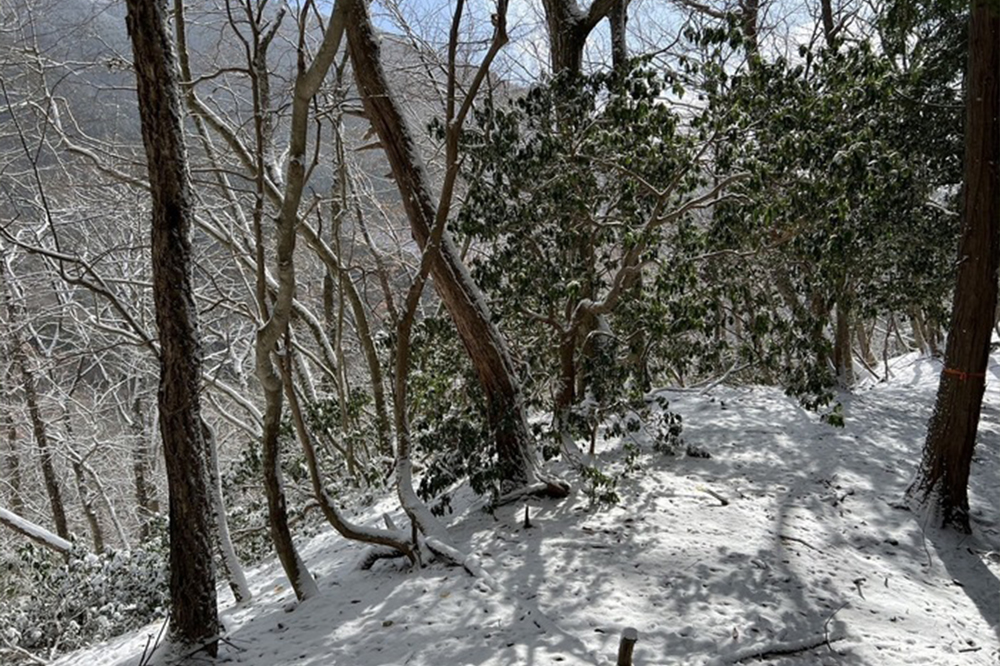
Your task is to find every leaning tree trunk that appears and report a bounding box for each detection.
[124,0,219,654]
[344,0,566,495]
[908,0,999,532]
[0,262,69,540]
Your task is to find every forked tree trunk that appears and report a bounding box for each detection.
[908,1,999,532]
[344,0,567,495]
[124,0,219,653]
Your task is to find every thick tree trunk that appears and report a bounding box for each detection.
[124,0,219,653]
[542,0,588,73]
[908,1,999,532]
[821,0,837,48]
[344,1,566,495]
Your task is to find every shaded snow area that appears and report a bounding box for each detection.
[55,352,1000,666]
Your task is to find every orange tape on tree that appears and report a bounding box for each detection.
[942,367,987,381]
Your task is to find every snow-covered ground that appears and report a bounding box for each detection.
[54,352,1000,666]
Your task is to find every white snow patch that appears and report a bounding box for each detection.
[50,352,1000,666]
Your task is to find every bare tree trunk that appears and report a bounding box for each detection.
[62,410,104,552]
[610,0,628,72]
[124,0,219,652]
[541,0,619,74]
[130,390,159,539]
[2,391,23,515]
[833,298,854,387]
[855,318,876,367]
[0,260,68,540]
[821,0,837,48]
[910,308,928,354]
[740,0,760,55]
[344,0,568,496]
[72,459,104,553]
[202,420,251,604]
[908,1,999,532]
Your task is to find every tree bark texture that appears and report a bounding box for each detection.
[541,0,618,74]
[909,1,999,532]
[344,0,565,494]
[124,0,219,652]
[610,0,628,72]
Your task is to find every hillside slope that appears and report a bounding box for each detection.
[54,352,1000,666]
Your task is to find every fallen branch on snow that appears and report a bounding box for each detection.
[708,631,847,665]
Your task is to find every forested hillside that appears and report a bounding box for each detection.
[0,0,996,664]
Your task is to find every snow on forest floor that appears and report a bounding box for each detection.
[55,352,1000,666]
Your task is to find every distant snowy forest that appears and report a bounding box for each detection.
[0,0,996,664]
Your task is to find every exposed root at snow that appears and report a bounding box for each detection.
[355,545,409,571]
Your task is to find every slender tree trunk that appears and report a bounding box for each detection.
[833,298,854,387]
[855,318,876,367]
[556,330,577,415]
[62,410,104,552]
[202,420,251,604]
[610,0,628,72]
[2,392,23,515]
[344,0,567,495]
[1,262,68,540]
[908,1,999,532]
[72,460,104,553]
[910,308,929,354]
[131,391,159,539]
[124,0,219,652]
[740,0,760,55]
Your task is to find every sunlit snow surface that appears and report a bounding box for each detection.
[53,352,999,666]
